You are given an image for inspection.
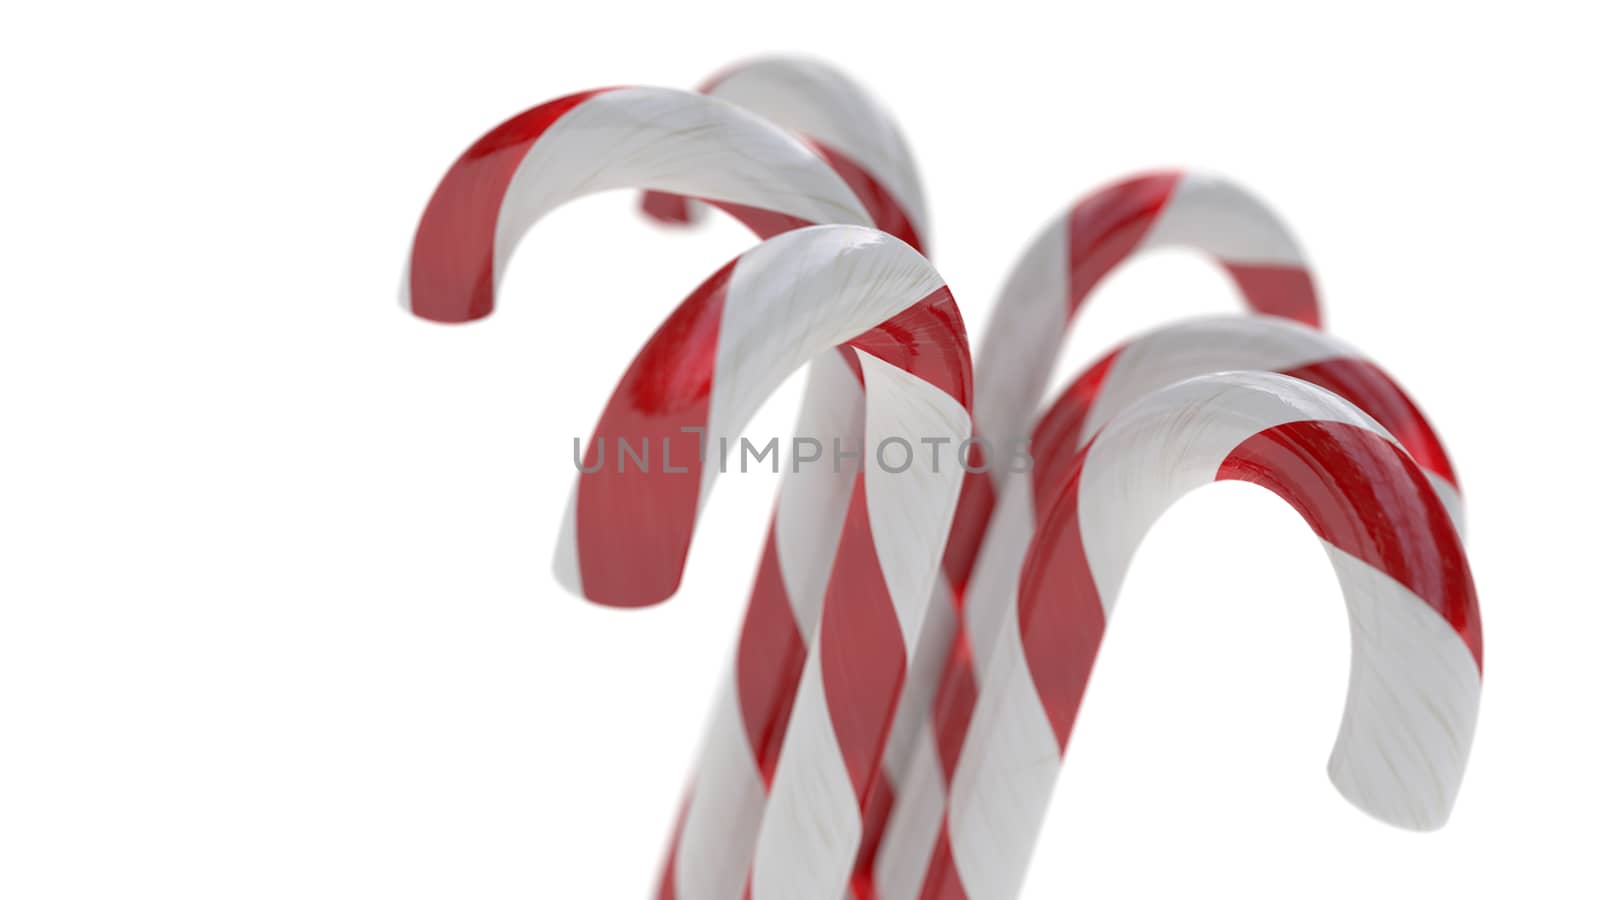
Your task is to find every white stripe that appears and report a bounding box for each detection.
[858,349,971,648]
[673,677,772,900]
[873,724,950,900]
[1080,316,1353,441]
[973,215,1068,491]
[1078,372,1385,612]
[1138,170,1308,267]
[1428,472,1466,537]
[1322,543,1480,830]
[750,651,863,900]
[776,350,866,638]
[551,488,583,596]
[945,601,1061,900]
[492,86,872,288]
[700,226,945,517]
[882,574,957,789]
[709,57,930,242]
[963,474,1036,681]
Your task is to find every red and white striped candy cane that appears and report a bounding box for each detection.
[974,169,1320,486]
[859,170,1325,892]
[872,315,1464,897]
[922,371,1482,900]
[402,85,872,322]
[556,225,972,898]
[639,56,929,251]
[401,87,909,896]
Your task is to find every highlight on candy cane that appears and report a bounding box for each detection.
[871,315,1464,899]
[401,85,872,323]
[638,56,930,251]
[917,371,1480,900]
[552,224,972,900]
[855,170,1327,890]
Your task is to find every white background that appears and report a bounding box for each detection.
[3,2,1597,897]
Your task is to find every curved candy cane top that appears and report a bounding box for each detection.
[937,372,1481,900]
[962,314,1464,677]
[403,86,872,323]
[553,225,972,608]
[974,170,1322,478]
[871,318,1465,899]
[640,56,929,251]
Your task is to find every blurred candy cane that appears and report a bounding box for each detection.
[859,171,1326,891]
[873,316,1463,897]
[639,56,929,251]
[920,371,1482,900]
[402,85,871,322]
[555,225,971,898]
[974,169,1320,494]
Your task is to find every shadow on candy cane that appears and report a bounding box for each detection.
[399,89,923,896]
[915,372,1480,900]
[637,56,930,252]
[547,225,972,900]
[859,170,1329,891]
[873,316,1466,898]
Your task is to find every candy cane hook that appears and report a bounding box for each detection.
[925,372,1481,900]
[556,223,969,604]
[974,169,1321,491]
[859,171,1327,893]
[400,89,897,896]
[555,226,970,900]
[874,315,1465,898]
[402,85,871,322]
[639,56,929,251]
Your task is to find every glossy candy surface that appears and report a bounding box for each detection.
[873,315,1466,897]
[919,372,1480,900]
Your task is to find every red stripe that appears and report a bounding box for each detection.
[819,478,909,804]
[931,630,979,781]
[1066,171,1181,314]
[1028,350,1120,514]
[1278,358,1457,486]
[851,777,896,900]
[846,287,973,409]
[653,794,690,900]
[941,471,994,594]
[574,261,731,606]
[917,822,971,900]
[736,529,809,785]
[810,139,926,253]
[1016,462,1111,750]
[407,89,612,323]
[640,190,697,226]
[1221,262,1321,327]
[1216,421,1482,668]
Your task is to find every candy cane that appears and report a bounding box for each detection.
[872,315,1464,897]
[974,169,1320,494]
[639,56,929,251]
[920,371,1482,900]
[550,224,970,899]
[859,170,1326,890]
[400,87,904,895]
[402,85,871,322]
